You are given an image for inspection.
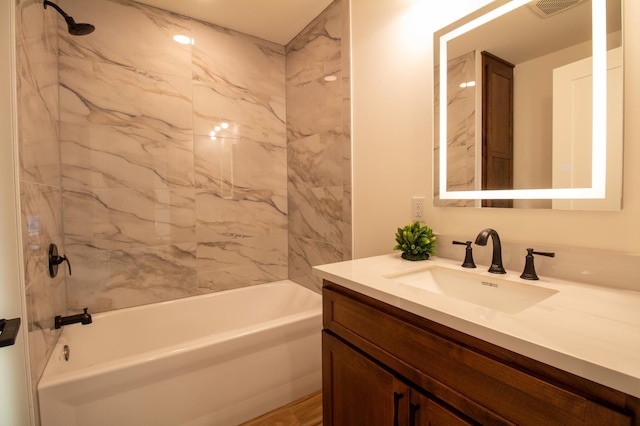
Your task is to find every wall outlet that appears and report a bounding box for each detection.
[412,196,425,222]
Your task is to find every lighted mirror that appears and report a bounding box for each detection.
[433,0,623,210]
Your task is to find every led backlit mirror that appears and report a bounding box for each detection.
[433,0,623,210]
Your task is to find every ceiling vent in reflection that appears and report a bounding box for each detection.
[528,0,588,18]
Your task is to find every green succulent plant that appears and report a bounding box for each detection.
[394,221,437,261]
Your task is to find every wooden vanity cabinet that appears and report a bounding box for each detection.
[324,331,475,425]
[322,282,639,426]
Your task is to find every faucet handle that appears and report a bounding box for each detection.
[520,248,555,280]
[452,240,476,268]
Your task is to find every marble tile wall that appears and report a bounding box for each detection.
[15,0,66,416]
[286,0,352,291]
[57,0,288,312]
[434,51,477,207]
[17,5,350,402]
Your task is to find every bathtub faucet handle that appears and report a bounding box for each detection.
[48,243,72,277]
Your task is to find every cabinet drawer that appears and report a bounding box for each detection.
[323,285,633,426]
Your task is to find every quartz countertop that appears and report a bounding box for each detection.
[313,254,640,398]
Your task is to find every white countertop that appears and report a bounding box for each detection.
[313,254,640,398]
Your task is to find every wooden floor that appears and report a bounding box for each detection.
[240,391,322,426]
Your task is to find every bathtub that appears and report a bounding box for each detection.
[38,280,322,426]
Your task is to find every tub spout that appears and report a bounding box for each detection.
[55,308,92,329]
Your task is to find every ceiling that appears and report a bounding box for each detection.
[134,0,333,45]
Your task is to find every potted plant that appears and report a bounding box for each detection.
[394,221,437,261]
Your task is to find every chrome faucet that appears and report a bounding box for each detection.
[474,228,506,274]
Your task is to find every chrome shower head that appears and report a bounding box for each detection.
[43,0,95,36]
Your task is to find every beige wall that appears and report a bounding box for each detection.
[352,0,639,258]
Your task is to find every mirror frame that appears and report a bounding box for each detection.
[436,0,609,200]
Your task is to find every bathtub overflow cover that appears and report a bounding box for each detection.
[63,344,70,362]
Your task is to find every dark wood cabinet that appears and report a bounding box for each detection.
[323,331,474,426]
[322,282,639,425]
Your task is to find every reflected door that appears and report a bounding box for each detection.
[481,51,514,208]
[552,47,623,210]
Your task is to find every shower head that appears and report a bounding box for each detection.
[43,0,95,36]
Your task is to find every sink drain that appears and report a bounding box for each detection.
[63,344,70,362]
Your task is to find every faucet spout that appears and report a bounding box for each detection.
[474,228,506,274]
[54,308,92,329]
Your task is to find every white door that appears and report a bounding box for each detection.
[552,47,623,210]
[0,1,35,424]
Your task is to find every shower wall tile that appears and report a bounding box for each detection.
[25,272,65,384]
[286,2,341,83]
[196,234,288,291]
[288,127,344,189]
[190,19,285,144]
[190,16,287,187]
[16,1,59,186]
[286,72,342,141]
[286,1,342,141]
[63,188,196,249]
[286,0,351,289]
[60,123,194,189]
[195,189,287,242]
[192,81,286,143]
[288,186,344,246]
[59,0,193,79]
[191,19,285,98]
[288,235,345,292]
[194,135,287,191]
[59,56,193,134]
[18,134,60,186]
[20,182,63,286]
[66,243,198,312]
[17,78,59,185]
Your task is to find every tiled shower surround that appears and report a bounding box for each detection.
[16,0,350,412]
[60,0,289,311]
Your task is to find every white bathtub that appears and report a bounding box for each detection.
[38,280,322,426]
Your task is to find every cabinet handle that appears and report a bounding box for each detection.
[393,392,404,426]
[409,403,420,426]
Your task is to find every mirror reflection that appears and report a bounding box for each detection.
[434,0,622,209]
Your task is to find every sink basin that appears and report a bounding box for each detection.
[385,266,558,314]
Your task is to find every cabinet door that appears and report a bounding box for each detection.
[323,331,409,426]
[410,391,473,426]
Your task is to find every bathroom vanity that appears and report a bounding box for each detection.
[314,255,640,425]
